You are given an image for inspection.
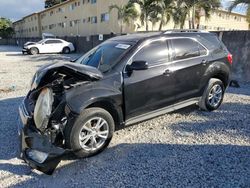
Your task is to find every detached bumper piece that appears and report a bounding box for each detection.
[19,101,65,175]
[21,129,65,175]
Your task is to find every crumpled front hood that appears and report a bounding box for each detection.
[33,62,103,89]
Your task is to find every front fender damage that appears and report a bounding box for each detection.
[19,62,101,174]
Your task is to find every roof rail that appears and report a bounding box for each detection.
[163,29,209,34]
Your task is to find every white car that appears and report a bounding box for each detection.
[22,39,75,55]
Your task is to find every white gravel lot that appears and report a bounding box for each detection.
[0,45,249,188]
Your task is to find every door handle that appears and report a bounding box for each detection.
[163,69,173,76]
[201,60,208,66]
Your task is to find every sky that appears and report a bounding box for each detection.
[0,0,247,22]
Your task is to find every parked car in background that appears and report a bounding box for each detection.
[22,38,75,55]
[19,30,232,174]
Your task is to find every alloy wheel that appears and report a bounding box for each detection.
[208,84,223,107]
[78,117,109,151]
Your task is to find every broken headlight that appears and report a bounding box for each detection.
[34,88,54,131]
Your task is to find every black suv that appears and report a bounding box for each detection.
[19,30,232,174]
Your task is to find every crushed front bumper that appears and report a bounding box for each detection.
[22,48,29,54]
[18,100,66,175]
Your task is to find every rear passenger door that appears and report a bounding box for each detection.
[169,38,209,102]
[124,39,176,119]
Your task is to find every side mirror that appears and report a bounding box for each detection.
[127,61,148,71]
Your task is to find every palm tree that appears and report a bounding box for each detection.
[172,0,220,29]
[157,0,175,31]
[229,0,250,27]
[130,0,161,31]
[229,0,250,11]
[109,3,138,34]
[149,11,161,31]
[194,0,221,29]
[172,0,190,29]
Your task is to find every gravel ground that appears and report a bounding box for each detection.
[0,45,249,188]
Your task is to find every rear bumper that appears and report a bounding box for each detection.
[18,100,65,175]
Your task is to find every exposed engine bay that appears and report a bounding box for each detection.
[19,62,103,174]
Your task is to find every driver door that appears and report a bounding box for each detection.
[39,40,56,53]
[123,39,176,120]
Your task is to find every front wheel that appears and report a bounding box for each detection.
[199,78,225,111]
[62,47,70,54]
[29,47,39,55]
[65,108,115,158]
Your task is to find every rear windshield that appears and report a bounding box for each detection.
[75,41,133,72]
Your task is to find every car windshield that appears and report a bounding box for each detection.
[75,41,133,72]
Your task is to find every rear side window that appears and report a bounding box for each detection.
[171,38,206,61]
[200,34,227,54]
[133,40,169,65]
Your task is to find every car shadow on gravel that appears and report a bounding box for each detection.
[11,143,250,187]
[1,96,250,187]
[170,102,250,139]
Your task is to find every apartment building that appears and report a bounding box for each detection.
[13,0,249,38]
[14,13,42,38]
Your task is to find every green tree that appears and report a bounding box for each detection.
[172,0,220,29]
[109,3,138,34]
[0,17,14,38]
[130,0,161,31]
[194,0,221,29]
[157,0,175,30]
[45,0,67,8]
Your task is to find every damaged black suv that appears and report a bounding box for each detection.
[19,30,232,174]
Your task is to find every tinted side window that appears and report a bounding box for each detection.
[199,43,207,56]
[133,40,169,65]
[172,38,200,60]
[200,34,226,54]
[45,40,62,44]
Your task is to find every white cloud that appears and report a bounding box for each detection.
[0,0,43,21]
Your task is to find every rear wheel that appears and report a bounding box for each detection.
[199,78,225,111]
[65,108,115,158]
[62,47,70,54]
[30,47,39,55]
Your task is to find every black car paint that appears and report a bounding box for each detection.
[19,32,232,174]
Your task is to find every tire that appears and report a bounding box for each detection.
[29,47,39,55]
[65,107,115,158]
[199,78,225,111]
[62,47,70,54]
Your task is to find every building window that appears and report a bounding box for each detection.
[91,0,96,4]
[69,4,75,11]
[70,21,74,27]
[49,24,56,30]
[101,13,109,22]
[83,18,86,23]
[74,19,80,25]
[88,17,91,22]
[91,16,97,24]
[41,13,46,19]
[50,11,54,16]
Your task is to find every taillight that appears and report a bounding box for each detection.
[227,53,233,65]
